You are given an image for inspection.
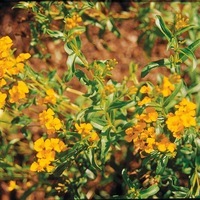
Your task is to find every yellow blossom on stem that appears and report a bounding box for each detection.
[43,88,57,104]
[142,107,158,123]
[7,181,17,191]
[89,131,99,142]
[34,137,45,152]
[0,92,7,109]
[166,98,197,139]
[9,81,29,103]
[45,117,62,135]
[75,123,99,142]
[75,123,93,136]
[39,108,54,125]
[65,13,82,29]
[159,76,175,97]
[140,85,152,94]
[31,137,66,172]
[0,78,6,87]
[138,96,152,106]
[175,13,189,30]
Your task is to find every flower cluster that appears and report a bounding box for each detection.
[75,123,99,142]
[125,106,176,157]
[30,137,66,172]
[0,36,31,108]
[65,13,82,29]
[39,108,62,134]
[175,13,189,30]
[166,98,196,139]
[9,81,29,103]
[38,88,57,105]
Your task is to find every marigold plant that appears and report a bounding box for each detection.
[0,1,200,199]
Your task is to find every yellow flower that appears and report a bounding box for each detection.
[89,131,99,142]
[30,161,45,172]
[167,98,197,139]
[0,36,13,57]
[157,143,167,152]
[0,92,7,109]
[36,149,55,161]
[0,78,6,87]
[39,108,54,125]
[175,13,189,30]
[9,81,29,103]
[143,107,158,123]
[167,143,176,153]
[16,53,31,63]
[34,137,45,152]
[159,76,175,97]
[75,123,93,137]
[31,137,66,172]
[140,85,152,94]
[65,13,82,29]
[45,138,66,152]
[45,117,62,134]
[7,181,17,191]
[43,89,57,104]
[138,96,151,106]
[166,113,184,136]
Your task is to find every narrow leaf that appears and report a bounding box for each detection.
[141,59,170,78]
[155,15,173,41]
[140,185,160,198]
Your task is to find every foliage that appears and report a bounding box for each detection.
[0,1,200,199]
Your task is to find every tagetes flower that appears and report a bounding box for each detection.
[75,123,99,142]
[43,89,57,104]
[75,123,93,136]
[9,81,29,103]
[159,76,175,97]
[39,108,62,134]
[0,92,7,109]
[7,181,17,191]
[140,85,152,94]
[139,107,158,123]
[0,36,13,57]
[65,13,82,29]
[175,13,189,30]
[30,137,66,172]
[166,98,196,139]
[138,96,151,106]
[0,78,6,87]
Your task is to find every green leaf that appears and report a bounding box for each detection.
[0,161,12,168]
[108,100,133,111]
[179,39,200,62]
[156,155,168,174]
[175,25,196,36]
[54,143,87,176]
[48,70,57,80]
[85,148,101,171]
[122,169,134,188]
[163,81,182,108]
[46,29,64,39]
[155,15,173,42]
[20,183,40,200]
[141,58,170,78]
[100,128,112,165]
[64,53,76,81]
[140,184,160,198]
[106,18,120,38]
[11,116,31,126]
[179,47,197,70]
[75,69,91,85]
